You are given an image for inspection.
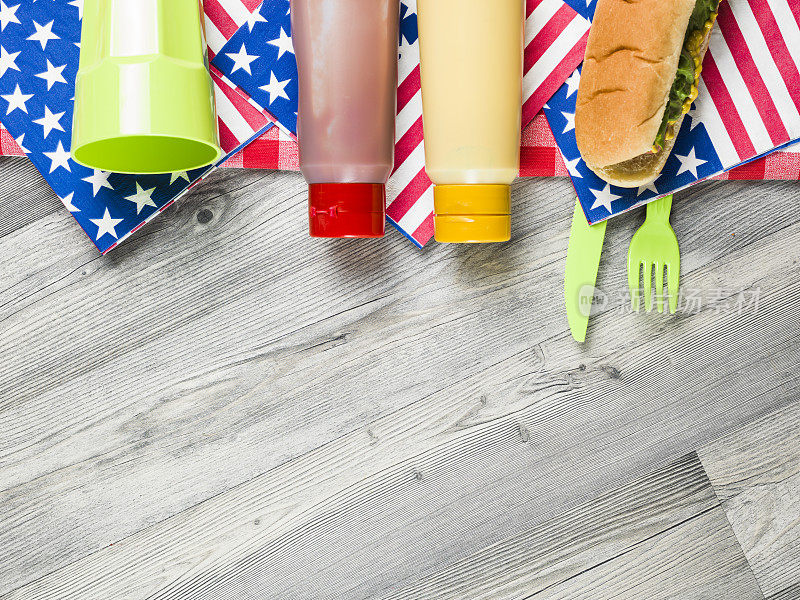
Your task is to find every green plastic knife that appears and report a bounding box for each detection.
[564,198,607,343]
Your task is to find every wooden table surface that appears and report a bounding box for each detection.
[1,157,798,600]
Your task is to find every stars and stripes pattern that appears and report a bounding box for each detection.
[212,0,298,135]
[522,0,592,126]
[0,0,273,253]
[204,0,264,59]
[544,0,800,225]
[697,0,800,165]
[516,113,800,180]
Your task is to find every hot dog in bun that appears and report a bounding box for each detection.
[575,0,721,187]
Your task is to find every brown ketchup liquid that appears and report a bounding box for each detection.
[291,0,400,237]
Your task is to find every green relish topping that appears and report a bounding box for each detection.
[688,0,720,32]
[652,0,721,151]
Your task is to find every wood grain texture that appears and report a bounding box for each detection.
[532,507,762,600]
[0,158,62,239]
[382,453,761,600]
[768,583,800,600]
[0,156,798,598]
[699,402,800,598]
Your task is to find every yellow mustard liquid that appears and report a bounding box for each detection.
[417,0,524,185]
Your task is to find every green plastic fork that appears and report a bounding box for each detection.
[627,195,680,313]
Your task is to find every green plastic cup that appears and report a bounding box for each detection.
[71,0,223,174]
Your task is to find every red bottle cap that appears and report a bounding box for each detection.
[308,183,386,238]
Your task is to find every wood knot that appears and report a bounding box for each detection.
[197,209,214,224]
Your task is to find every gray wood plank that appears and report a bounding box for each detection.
[698,402,800,598]
[382,453,761,600]
[531,506,762,600]
[0,163,798,597]
[0,157,62,239]
[768,583,800,600]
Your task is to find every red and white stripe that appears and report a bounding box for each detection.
[224,123,299,169]
[0,124,24,157]
[698,0,800,165]
[386,0,590,247]
[386,23,435,246]
[523,0,590,125]
[203,0,262,59]
[211,71,273,153]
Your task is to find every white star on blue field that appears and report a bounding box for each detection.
[212,0,298,135]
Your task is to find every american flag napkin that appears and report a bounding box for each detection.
[211,0,591,247]
[0,0,273,254]
[544,0,800,224]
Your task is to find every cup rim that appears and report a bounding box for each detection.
[71,133,224,175]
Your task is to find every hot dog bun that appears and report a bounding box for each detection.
[575,0,710,187]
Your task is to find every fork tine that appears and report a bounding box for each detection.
[643,262,653,312]
[667,262,679,314]
[655,262,665,313]
[628,260,641,312]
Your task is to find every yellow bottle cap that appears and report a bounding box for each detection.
[433,184,511,243]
